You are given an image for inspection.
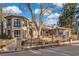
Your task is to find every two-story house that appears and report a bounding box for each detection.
[0,15,38,40]
[4,15,29,40]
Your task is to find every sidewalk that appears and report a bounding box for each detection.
[0,40,79,54]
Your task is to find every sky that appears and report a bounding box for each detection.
[1,3,63,26]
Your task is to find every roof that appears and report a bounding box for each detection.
[5,15,29,22]
[43,26,73,31]
[52,27,73,30]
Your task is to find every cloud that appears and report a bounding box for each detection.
[45,13,60,25]
[44,8,52,15]
[34,8,52,15]
[45,18,58,26]
[2,6,22,15]
[53,3,63,8]
[48,13,60,19]
[35,9,41,14]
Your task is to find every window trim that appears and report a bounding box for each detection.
[14,19,21,27]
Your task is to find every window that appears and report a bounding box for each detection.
[7,30,11,36]
[14,19,21,27]
[25,22,27,27]
[23,30,27,38]
[14,30,21,37]
[29,23,32,26]
[7,19,11,26]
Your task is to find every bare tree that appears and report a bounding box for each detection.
[26,4,38,38]
[0,4,4,37]
[39,3,45,38]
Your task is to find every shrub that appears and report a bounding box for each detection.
[0,34,12,39]
[0,45,6,49]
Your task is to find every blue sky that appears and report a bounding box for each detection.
[2,3,63,25]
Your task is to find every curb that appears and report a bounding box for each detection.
[0,40,79,54]
[0,43,59,54]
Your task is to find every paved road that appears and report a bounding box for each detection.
[0,44,79,56]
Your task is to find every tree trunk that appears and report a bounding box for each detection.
[77,31,79,40]
[1,21,3,35]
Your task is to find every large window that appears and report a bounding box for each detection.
[14,30,21,37]
[14,19,21,27]
[7,19,11,26]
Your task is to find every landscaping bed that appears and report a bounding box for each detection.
[0,39,12,49]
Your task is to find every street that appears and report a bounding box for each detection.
[0,44,79,56]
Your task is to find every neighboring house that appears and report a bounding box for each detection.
[4,15,29,40]
[43,26,72,38]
